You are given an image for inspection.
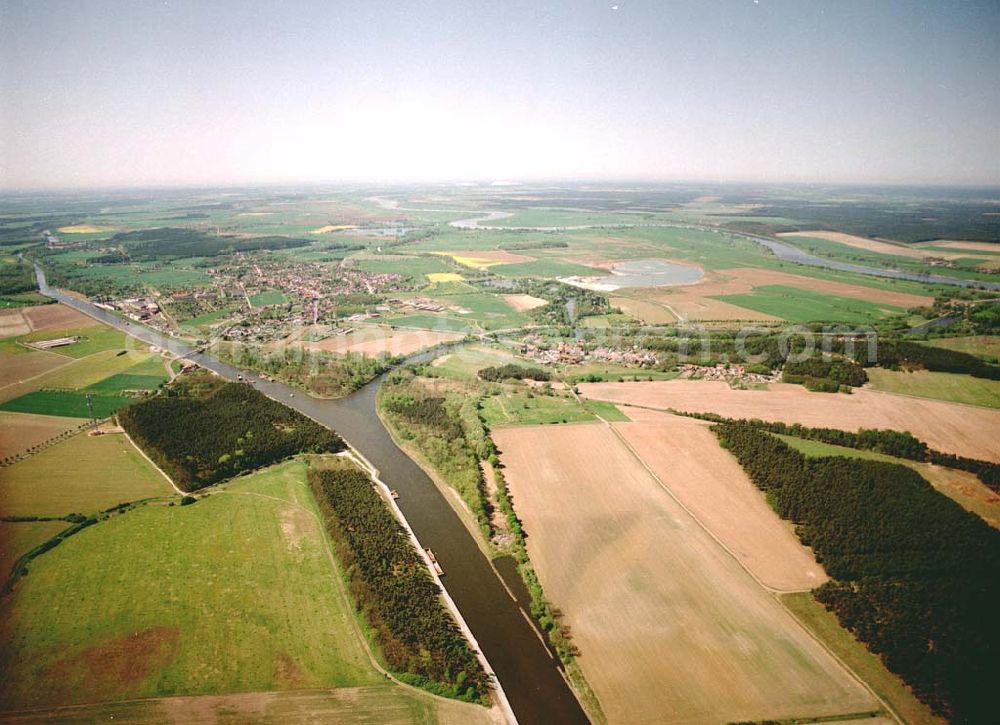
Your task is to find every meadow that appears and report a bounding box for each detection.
[924,335,1000,362]
[480,389,594,426]
[11,324,127,359]
[0,411,85,459]
[0,520,70,581]
[493,422,877,723]
[864,367,1000,408]
[713,284,905,324]
[0,431,174,517]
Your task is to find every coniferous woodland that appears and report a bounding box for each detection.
[714,421,1000,724]
[308,468,488,703]
[118,378,344,491]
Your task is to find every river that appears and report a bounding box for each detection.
[32,267,589,725]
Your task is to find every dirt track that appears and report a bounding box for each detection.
[579,380,1000,462]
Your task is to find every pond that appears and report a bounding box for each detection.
[562,258,704,291]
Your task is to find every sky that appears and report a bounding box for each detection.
[2,0,999,189]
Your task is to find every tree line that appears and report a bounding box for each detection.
[477,364,550,382]
[714,421,1000,723]
[309,467,488,703]
[118,380,344,491]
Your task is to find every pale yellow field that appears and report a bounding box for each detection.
[612,408,827,591]
[56,225,114,234]
[916,240,1000,254]
[0,412,85,460]
[579,379,1000,462]
[501,294,548,312]
[493,422,877,724]
[426,272,465,283]
[300,326,463,357]
[778,231,930,259]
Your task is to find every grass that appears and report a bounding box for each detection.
[13,325,128,358]
[0,349,152,403]
[426,272,464,283]
[865,367,1000,408]
[713,285,905,324]
[250,289,288,306]
[923,335,1000,362]
[582,400,630,421]
[490,259,606,278]
[0,431,174,518]
[352,255,455,278]
[0,459,381,709]
[0,520,70,580]
[480,389,594,426]
[180,308,235,329]
[0,389,134,418]
[781,592,944,725]
[388,314,474,333]
[85,355,169,392]
[428,346,520,380]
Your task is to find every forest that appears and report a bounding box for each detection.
[308,467,488,703]
[0,257,38,296]
[106,228,310,260]
[118,378,343,490]
[866,339,1000,380]
[714,421,1000,724]
[477,364,550,382]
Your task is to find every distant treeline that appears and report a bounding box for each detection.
[498,240,569,251]
[119,379,343,491]
[309,467,488,703]
[714,421,1000,723]
[108,228,310,260]
[781,357,868,391]
[865,339,1000,381]
[0,258,38,296]
[477,364,550,382]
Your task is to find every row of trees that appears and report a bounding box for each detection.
[714,421,1000,723]
[308,467,488,703]
[118,381,344,490]
[862,339,1000,380]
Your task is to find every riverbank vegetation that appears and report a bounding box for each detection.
[308,466,489,704]
[714,421,1000,723]
[216,343,399,397]
[118,375,343,491]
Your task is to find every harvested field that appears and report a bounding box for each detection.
[0,310,31,338]
[501,294,548,313]
[654,267,932,322]
[301,326,463,357]
[0,412,85,460]
[56,225,114,234]
[612,407,827,590]
[493,423,877,724]
[0,349,152,404]
[0,349,69,389]
[20,304,95,332]
[609,296,676,324]
[579,380,1000,462]
[778,231,928,259]
[0,431,174,518]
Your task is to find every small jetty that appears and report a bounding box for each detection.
[389,489,400,499]
[425,548,444,576]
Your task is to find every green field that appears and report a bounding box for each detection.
[0,520,70,581]
[428,346,521,380]
[781,593,943,725]
[0,389,133,418]
[250,289,288,306]
[582,400,630,421]
[0,459,490,720]
[865,367,1000,408]
[0,431,174,517]
[0,349,154,404]
[388,314,474,333]
[714,285,906,324]
[180,308,234,329]
[352,255,455,277]
[490,258,606,278]
[86,355,169,392]
[13,325,127,358]
[481,389,594,426]
[924,335,1000,362]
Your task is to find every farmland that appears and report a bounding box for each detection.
[924,335,1000,361]
[0,459,493,722]
[480,389,594,426]
[0,411,85,459]
[864,367,1000,408]
[713,284,906,324]
[0,520,70,581]
[611,408,827,590]
[301,325,463,357]
[0,431,174,517]
[579,379,1000,462]
[493,422,877,723]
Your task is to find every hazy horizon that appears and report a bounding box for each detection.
[2,0,999,190]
